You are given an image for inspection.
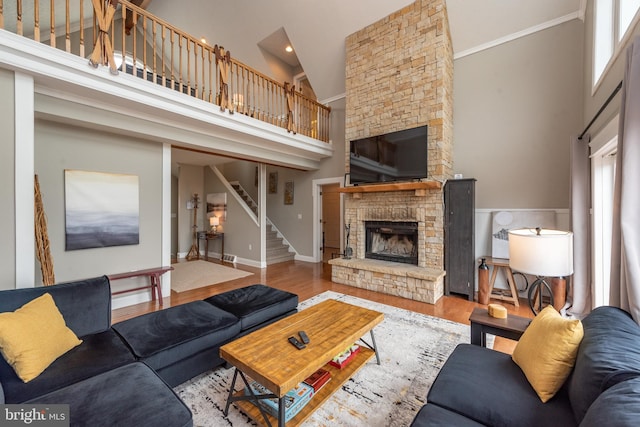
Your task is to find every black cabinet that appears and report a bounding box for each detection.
[444,179,476,300]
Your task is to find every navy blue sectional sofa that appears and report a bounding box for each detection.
[411,306,640,426]
[0,276,298,426]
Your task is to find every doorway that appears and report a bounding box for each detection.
[322,183,341,260]
[312,177,343,263]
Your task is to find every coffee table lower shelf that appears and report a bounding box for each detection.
[234,347,375,427]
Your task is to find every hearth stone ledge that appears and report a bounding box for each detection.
[328,258,445,304]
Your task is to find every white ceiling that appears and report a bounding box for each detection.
[164,0,584,167]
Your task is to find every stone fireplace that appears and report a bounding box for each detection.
[328,0,453,304]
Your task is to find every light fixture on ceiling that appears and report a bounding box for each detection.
[201,37,207,45]
[285,45,293,53]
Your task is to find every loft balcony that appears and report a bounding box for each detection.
[0,0,333,169]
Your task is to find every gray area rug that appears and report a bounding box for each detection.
[174,291,469,426]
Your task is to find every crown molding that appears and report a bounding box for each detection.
[454,11,582,60]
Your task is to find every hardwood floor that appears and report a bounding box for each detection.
[112,259,534,354]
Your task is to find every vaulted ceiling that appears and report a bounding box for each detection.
[148,0,584,103]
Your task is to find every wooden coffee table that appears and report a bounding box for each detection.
[220,299,384,427]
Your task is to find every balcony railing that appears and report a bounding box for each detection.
[0,0,331,142]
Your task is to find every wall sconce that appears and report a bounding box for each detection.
[508,227,573,314]
[209,216,219,233]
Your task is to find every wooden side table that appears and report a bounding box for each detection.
[469,307,531,347]
[482,256,520,307]
[198,231,225,261]
[109,266,174,306]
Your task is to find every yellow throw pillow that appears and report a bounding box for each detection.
[512,305,584,402]
[0,293,82,383]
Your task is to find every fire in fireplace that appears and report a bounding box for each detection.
[365,221,418,265]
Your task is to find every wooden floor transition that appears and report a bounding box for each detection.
[112,259,534,354]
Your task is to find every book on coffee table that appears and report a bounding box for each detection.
[303,368,331,392]
[245,380,314,422]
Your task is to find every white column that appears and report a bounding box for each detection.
[259,164,267,268]
[14,73,35,288]
[162,143,172,296]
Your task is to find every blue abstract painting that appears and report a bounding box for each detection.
[65,170,139,250]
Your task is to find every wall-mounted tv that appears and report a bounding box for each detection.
[349,125,428,185]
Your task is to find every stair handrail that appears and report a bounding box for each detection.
[211,168,258,226]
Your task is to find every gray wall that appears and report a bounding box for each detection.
[266,100,346,257]
[171,175,178,258]
[34,120,164,284]
[0,69,16,289]
[220,160,259,201]
[453,19,584,209]
[177,164,204,256]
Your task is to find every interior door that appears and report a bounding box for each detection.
[321,183,340,251]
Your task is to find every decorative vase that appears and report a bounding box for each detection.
[478,258,490,305]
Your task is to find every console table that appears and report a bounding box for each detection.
[197,231,224,261]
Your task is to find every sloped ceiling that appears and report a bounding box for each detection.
[147,0,583,102]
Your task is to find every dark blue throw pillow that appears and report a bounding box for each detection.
[567,306,640,423]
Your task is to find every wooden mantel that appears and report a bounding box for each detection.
[338,181,442,196]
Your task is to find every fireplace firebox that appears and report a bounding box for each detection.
[365,221,418,265]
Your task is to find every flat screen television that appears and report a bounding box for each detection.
[349,125,428,185]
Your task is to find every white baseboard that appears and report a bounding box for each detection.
[295,254,316,263]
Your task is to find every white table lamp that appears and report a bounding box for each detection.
[209,216,219,233]
[508,227,573,314]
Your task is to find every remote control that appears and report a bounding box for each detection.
[288,336,306,350]
[298,330,310,344]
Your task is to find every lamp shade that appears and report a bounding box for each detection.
[209,216,219,226]
[508,228,574,277]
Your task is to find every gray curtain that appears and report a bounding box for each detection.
[567,135,592,319]
[610,36,640,324]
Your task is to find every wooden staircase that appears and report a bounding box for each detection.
[230,183,295,265]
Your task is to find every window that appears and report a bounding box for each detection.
[619,0,640,40]
[593,0,640,86]
[592,143,616,306]
[591,114,618,307]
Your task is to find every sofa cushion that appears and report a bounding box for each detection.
[580,377,640,427]
[0,276,112,337]
[204,284,298,331]
[27,362,192,427]
[0,293,83,383]
[113,301,241,371]
[410,403,485,427]
[567,306,640,423]
[0,329,135,403]
[512,305,583,402]
[427,344,576,427]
